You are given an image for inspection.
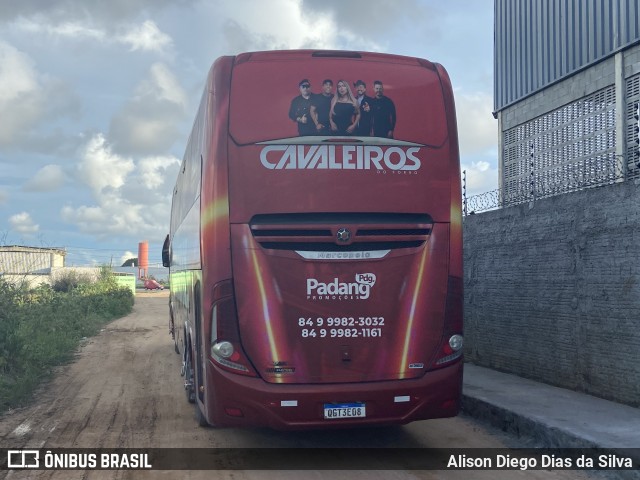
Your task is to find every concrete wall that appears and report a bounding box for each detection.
[1,274,51,289]
[463,180,640,407]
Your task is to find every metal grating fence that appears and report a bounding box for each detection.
[626,74,640,175]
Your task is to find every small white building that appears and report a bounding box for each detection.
[0,246,66,287]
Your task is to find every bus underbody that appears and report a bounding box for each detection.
[198,359,462,430]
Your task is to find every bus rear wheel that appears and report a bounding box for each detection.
[195,401,209,427]
[184,347,196,404]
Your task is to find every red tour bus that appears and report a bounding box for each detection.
[162,50,463,429]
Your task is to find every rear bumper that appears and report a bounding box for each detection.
[202,361,463,430]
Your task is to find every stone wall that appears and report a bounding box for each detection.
[463,180,640,407]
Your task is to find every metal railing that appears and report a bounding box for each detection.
[463,156,640,216]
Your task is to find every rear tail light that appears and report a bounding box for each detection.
[210,280,257,376]
[211,340,235,359]
[435,334,464,366]
[429,276,464,369]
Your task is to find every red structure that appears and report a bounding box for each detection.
[138,241,148,279]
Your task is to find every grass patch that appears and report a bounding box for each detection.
[0,267,134,413]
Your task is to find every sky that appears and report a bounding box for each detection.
[0,0,497,267]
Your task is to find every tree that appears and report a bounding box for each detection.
[121,258,138,267]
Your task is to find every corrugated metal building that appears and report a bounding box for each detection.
[0,246,66,274]
[494,0,640,200]
[0,246,67,288]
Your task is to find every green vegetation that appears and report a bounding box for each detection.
[0,267,134,412]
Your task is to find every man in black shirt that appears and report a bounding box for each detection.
[354,80,374,136]
[310,79,334,136]
[289,79,316,136]
[371,80,396,138]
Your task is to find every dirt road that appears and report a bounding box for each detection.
[0,293,594,480]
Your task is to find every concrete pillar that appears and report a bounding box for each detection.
[615,52,627,180]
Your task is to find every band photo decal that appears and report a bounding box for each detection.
[234,61,452,178]
[289,78,396,138]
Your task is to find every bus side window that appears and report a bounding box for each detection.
[162,234,171,267]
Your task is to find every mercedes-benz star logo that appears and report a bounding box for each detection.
[336,228,351,243]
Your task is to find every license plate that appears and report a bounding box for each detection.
[323,403,366,419]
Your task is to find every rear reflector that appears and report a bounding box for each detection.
[224,407,244,417]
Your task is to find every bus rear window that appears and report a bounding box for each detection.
[228,56,448,147]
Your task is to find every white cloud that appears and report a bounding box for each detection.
[454,91,499,197]
[0,41,38,103]
[24,164,66,192]
[13,17,172,53]
[0,1,196,25]
[78,134,135,194]
[62,134,178,240]
[461,160,499,197]
[0,40,79,148]
[120,250,136,265]
[0,41,44,146]
[109,63,187,155]
[61,190,170,240]
[119,20,172,52]
[146,63,187,106]
[455,91,497,157]
[300,0,433,46]
[9,212,39,234]
[217,1,343,52]
[13,17,106,41]
[54,22,104,40]
[61,198,144,236]
[63,204,105,223]
[137,156,180,189]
